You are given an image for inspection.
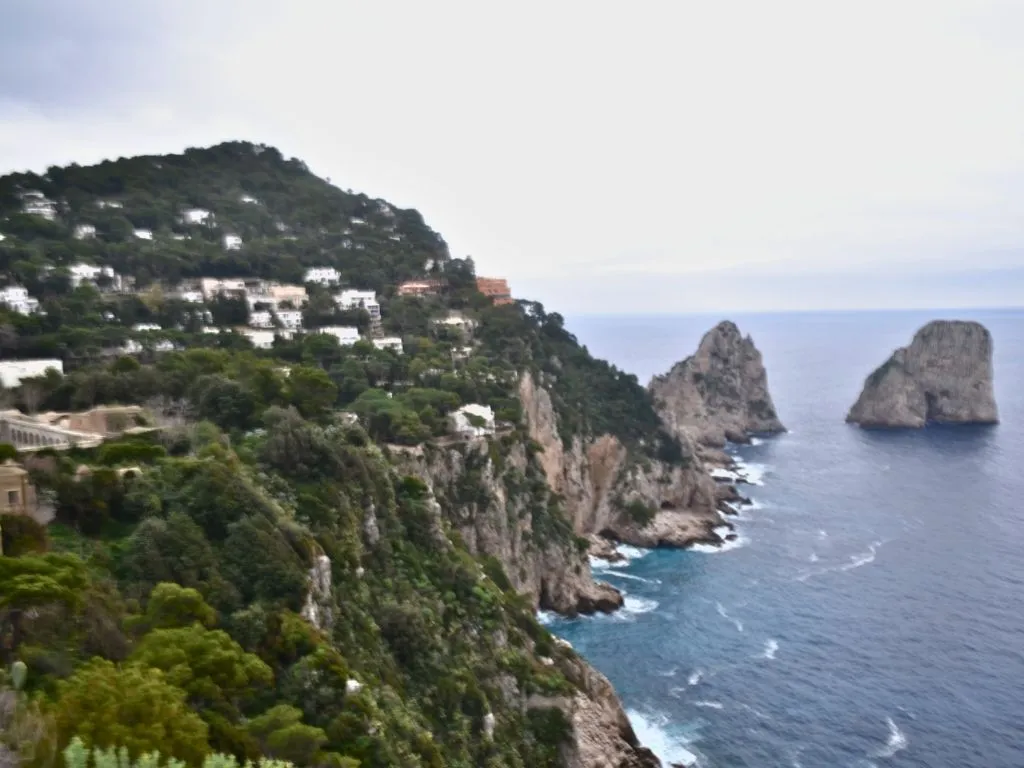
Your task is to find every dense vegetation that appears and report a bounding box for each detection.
[0,142,679,767]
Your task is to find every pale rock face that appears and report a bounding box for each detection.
[649,321,785,447]
[300,553,333,631]
[847,320,998,428]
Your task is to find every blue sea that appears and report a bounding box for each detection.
[548,309,1024,768]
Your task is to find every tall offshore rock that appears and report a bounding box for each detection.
[847,320,998,428]
[649,321,785,447]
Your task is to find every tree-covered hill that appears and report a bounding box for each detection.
[0,141,449,291]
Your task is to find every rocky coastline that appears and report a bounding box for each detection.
[396,319,783,768]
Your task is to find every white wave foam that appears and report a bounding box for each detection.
[623,596,659,615]
[713,524,733,539]
[818,530,828,539]
[760,639,779,660]
[588,555,612,571]
[604,569,660,585]
[749,437,764,446]
[709,467,740,482]
[870,717,908,758]
[809,553,819,563]
[688,669,703,686]
[690,535,745,554]
[617,544,653,562]
[693,700,724,710]
[716,601,744,632]
[536,610,558,626]
[626,710,700,767]
[657,666,678,678]
[840,540,883,571]
[733,460,768,486]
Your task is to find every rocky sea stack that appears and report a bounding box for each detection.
[846,320,998,428]
[649,321,786,447]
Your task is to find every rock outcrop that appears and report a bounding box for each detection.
[847,320,998,428]
[649,321,785,447]
[518,372,726,550]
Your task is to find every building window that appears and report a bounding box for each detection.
[7,490,18,506]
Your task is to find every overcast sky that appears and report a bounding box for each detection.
[3,0,1024,313]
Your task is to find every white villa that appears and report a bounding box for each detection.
[181,208,212,224]
[242,329,276,349]
[0,359,63,389]
[21,191,57,221]
[200,277,247,300]
[249,311,274,329]
[134,229,153,240]
[276,309,303,331]
[372,337,404,353]
[450,404,496,439]
[0,286,40,315]
[335,289,381,324]
[304,267,341,285]
[69,263,121,291]
[223,234,243,250]
[73,224,96,240]
[133,323,162,332]
[317,326,361,345]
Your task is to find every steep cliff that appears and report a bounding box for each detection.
[847,320,999,428]
[649,320,785,447]
[519,372,727,550]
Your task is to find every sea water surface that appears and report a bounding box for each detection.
[545,309,1024,768]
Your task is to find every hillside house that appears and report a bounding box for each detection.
[96,200,123,209]
[133,323,162,332]
[276,309,303,330]
[181,208,211,224]
[223,234,243,250]
[73,224,97,239]
[0,286,40,315]
[242,329,275,349]
[0,359,63,389]
[373,337,404,353]
[450,404,496,439]
[476,277,513,306]
[249,311,274,329]
[69,263,121,291]
[304,267,340,285]
[21,191,57,220]
[201,277,247,300]
[65,405,150,436]
[398,279,442,297]
[335,289,381,324]
[134,229,153,240]
[0,462,39,520]
[317,326,361,345]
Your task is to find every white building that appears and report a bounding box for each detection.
[317,326,361,345]
[73,224,96,240]
[176,289,204,303]
[304,267,341,285]
[202,327,221,334]
[0,359,63,389]
[450,404,496,439]
[437,312,475,331]
[242,329,275,349]
[133,323,162,332]
[21,191,57,221]
[223,234,243,250]
[335,289,381,323]
[240,194,258,204]
[181,208,211,224]
[249,311,274,329]
[96,200,123,209]
[372,337,404,353]
[0,286,39,315]
[69,263,121,290]
[134,229,153,240]
[200,277,247,299]
[276,309,303,330]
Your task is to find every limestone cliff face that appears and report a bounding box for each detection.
[847,320,998,428]
[393,440,623,617]
[649,321,785,447]
[519,372,725,549]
